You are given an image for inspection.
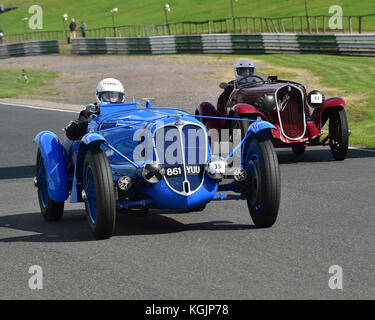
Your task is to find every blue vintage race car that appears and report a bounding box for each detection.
[34,100,281,239]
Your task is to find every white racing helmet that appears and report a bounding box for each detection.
[95,78,125,105]
[234,59,255,82]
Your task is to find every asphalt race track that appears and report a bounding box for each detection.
[0,102,374,299]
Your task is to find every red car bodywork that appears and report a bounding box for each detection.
[197,80,346,148]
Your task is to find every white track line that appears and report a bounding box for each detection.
[0,101,79,113]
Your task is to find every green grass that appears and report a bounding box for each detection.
[0,0,375,35]
[253,54,375,147]
[0,68,57,98]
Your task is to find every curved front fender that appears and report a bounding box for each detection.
[240,121,277,166]
[233,104,267,120]
[34,131,69,202]
[247,120,276,139]
[312,97,346,128]
[81,133,107,148]
[77,133,108,168]
[70,133,108,202]
[77,133,108,176]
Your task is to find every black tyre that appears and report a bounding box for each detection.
[83,149,116,239]
[291,145,306,156]
[244,138,280,228]
[329,108,349,161]
[36,149,64,221]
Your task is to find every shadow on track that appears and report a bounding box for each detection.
[0,209,254,243]
[277,147,375,164]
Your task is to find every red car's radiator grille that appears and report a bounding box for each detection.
[276,85,306,140]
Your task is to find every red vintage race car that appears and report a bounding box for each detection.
[196,73,349,160]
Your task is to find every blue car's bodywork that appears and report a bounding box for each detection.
[34,131,69,202]
[34,101,276,212]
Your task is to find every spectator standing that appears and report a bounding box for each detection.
[80,21,87,38]
[69,18,77,39]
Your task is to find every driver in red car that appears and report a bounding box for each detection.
[234,59,256,86]
[65,78,125,140]
[217,59,256,111]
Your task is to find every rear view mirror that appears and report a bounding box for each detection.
[219,82,229,89]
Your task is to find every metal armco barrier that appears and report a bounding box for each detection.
[72,33,375,56]
[0,40,59,59]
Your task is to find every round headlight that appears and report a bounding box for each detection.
[255,94,276,113]
[307,90,325,108]
[142,161,165,184]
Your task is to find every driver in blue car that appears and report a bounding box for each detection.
[217,59,256,111]
[65,78,125,140]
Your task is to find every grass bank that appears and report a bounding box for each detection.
[0,68,57,98]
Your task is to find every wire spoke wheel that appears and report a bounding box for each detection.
[37,155,48,208]
[244,138,280,228]
[83,149,116,239]
[246,158,261,209]
[85,165,97,224]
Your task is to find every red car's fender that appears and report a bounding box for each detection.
[196,101,219,130]
[232,103,281,138]
[312,97,346,129]
[232,104,267,120]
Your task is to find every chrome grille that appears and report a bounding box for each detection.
[275,84,306,140]
[153,122,207,196]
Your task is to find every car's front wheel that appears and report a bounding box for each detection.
[36,149,64,221]
[83,149,116,239]
[244,138,280,228]
[329,108,349,161]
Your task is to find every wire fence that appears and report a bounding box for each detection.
[3,14,375,43]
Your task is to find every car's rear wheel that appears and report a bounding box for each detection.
[244,138,280,228]
[329,108,349,161]
[36,149,64,221]
[83,149,116,239]
[292,145,306,156]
